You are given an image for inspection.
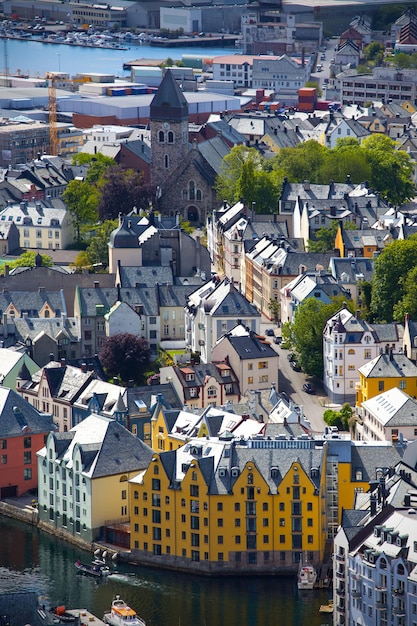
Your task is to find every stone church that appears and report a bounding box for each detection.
[150,70,225,226]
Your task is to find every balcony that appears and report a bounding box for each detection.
[375,600,387,610]
[335,553,345,562]
[392,606,405,617]
[351,588,361,598]
[351,570,361,580]
[335,569,345,579]
[392,588,404,596]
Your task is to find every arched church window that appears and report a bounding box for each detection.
[168,131,174,143]
[164,155,169,169]
[189,180,195,200]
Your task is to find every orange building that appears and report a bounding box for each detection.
[0,387,54,498]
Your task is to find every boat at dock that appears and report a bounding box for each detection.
[103,596,146,626]
[297,557,318,590]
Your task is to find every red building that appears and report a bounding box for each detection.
[0,386,55,498]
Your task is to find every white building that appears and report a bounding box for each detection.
[185,277,260,363]
[357,387,417,442]
[323,307,403,404]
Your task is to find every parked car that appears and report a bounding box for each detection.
[303,382,315,394]
[291,360,301,372]
[320,53,326,60]
[265,328,275,337]
[274,336,282,345]
[287,352,296,361]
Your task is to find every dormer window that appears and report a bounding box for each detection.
[186,373,195,382]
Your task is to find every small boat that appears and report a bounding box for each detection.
[75,559,109,578]
[319,600,334,613]
[297,557,317,590]
[103,596,146,626]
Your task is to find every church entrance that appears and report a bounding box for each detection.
[187,206,199,223]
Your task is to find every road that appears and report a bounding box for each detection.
[260,322,332,433]
[310,37,340,102]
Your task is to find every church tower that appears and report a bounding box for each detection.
[150,70,190,192]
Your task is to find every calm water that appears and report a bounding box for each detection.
[2,38,241,77]
[0,516,333,626]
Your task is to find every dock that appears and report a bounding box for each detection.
[149,35,239,47]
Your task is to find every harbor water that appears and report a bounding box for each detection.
[1,38,241,77]
[0,516,333,626]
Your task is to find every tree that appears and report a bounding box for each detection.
[270,140,329,184]
[97,165,155,220]
[86,220,118,267]
[99,333,151,384]
[323,403,353,431]
[370,237,417,322]
[290,297,354,378]
[307,221,339,253]
[71,153,115,184]
[393,265,417,321]
[361,135,416,205]
[215,145,263,205]
[0,251,53,274]
[364,42,384,61]
[62,179,99,243]
[268,298,280,324]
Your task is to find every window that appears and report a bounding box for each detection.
[23,451,31,465]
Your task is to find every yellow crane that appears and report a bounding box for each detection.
[46,72,58,156]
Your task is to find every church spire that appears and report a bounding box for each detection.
[150,69,188,122]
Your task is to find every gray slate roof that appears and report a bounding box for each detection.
[0,387,54,437]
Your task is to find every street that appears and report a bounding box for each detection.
[260,321,332,433]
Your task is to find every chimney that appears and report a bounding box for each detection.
[49,353,55,362]
[356,310,360,319]
[370,493,377,516]
[38,286,45,293]
[81,362,87,373]
[60,358,66,367]
[94,281,99,289]
[303,180,310,191]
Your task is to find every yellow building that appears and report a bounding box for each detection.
[356,351,417,406]
[129,436,327,573]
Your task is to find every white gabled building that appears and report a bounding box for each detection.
[185,277,260,363]
[356,387,417,442]
[323,307,403,405]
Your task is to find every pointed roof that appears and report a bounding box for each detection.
[17,362,32,382]
[150,69,188,122]
[114,392,127,414]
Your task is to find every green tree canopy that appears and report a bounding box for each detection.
[361,134,416,205]
[0,251,53,275]
[370,237,417,322]
[215,145,264,205]
[290,297,354,378]
[62,179,100,243]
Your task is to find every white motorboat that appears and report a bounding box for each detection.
[297,558,317,590]
[103,596,146,626]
